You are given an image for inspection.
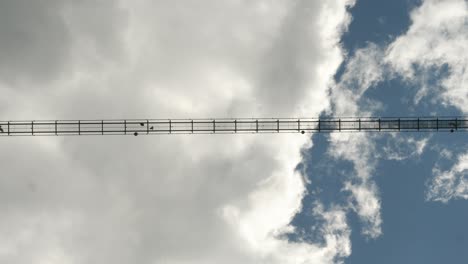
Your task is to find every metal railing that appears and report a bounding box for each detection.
[0,117,466,136]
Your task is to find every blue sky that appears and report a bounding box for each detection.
[0,1,466,263]
[291,0,468,263]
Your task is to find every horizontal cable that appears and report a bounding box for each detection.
[0,117,466,136]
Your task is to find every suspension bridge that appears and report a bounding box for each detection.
[0,116,466,136]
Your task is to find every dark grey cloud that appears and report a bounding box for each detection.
[255,0,324,114]
[0,0,70,83]
[0,0,127,85]
[0,1,355,263]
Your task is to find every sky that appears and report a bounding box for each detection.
[0,0,466,264]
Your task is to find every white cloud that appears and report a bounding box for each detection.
[327,132,382,239]
[327,44,385,240]
[0,1,355,263]
[329,43,386,117]
[385,0,468,112]
[328,0,467,211]
[382,135,429,161]
[383,0,468,201]
[343,181,382,238]
[427,153,468,203]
